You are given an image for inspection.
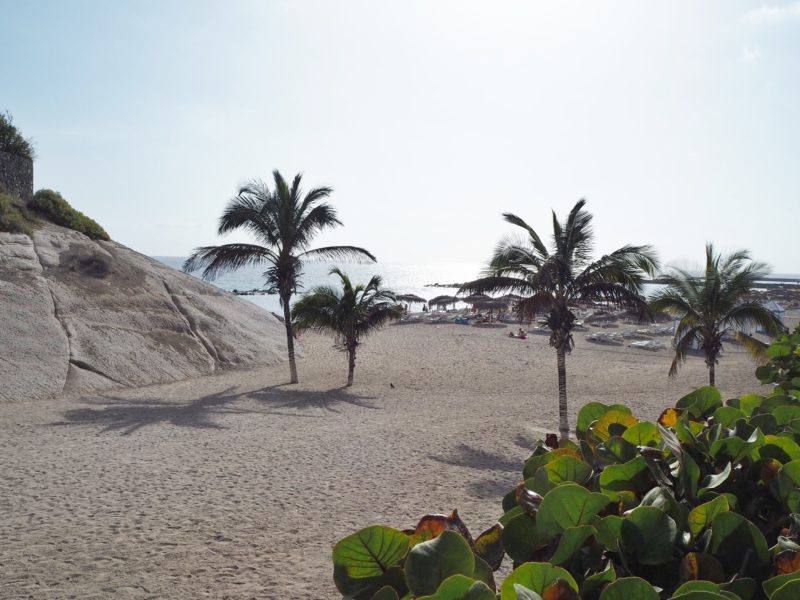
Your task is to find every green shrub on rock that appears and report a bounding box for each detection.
[0,191,34,235]
[29,188,109,240]
[333,334,800,599]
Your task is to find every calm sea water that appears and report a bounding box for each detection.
[154,256,800,315]
[155,257,484,314]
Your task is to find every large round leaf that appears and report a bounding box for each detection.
[760,435,800,464]
[474,524,504,571]
[593,410,638,442]
[599,455,652,498]
[762,571,800,598]
[500,563,577,600]
[537,484,609,541]
[416,574,496,600]
[621,506,677,565]
[544,455,592,485]
[502,513,541,563]
[622,422,661,447]
[333,526,410,597]
[771,580,800,600]
[371,586,400,600]
[688,496,729,539]
[577,402,612,437]
[709,512,769,576]
[550,525,595,565]
[597,577,658,600]
[677,386,722,418]
[405,530,475,597]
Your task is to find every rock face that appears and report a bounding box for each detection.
[0,224,289,402]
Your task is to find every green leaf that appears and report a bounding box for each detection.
[577,402,612,438]
[622,422,662,447]
[550,525,595,565]
[709,512,769,576]
[514,585,543,600]
[500,563,577,600]
[599,456,652,498]
[474,524,504,571]
[771,580,800,600]
[778,460,800,512]
[768,343,793,358]
[416,575,496,600]
[593,515,624,551]
[688,496,729,539]
[597,577,658,600]
[739,394,764,416]
[502,513,541,563]
[678,386,723,418]
[621,506,677,565]
[580,561,616,598]
[544,456,592,485]
[763,571,800,598]
[710,437,754,466]
[674,581,721,594]
[760,435,800,464]
[773,406,800,426]
[537,484,610,540]
[669,592,733,600]
[333,526,410,598]
[405,531,475,597]
[500,506,525,526]
[720,578,757,600]
[593,410,638,442]
[371,586,400,600]
[713,406,746,428]
[641,487,684,531]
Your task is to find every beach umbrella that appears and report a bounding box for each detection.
[428,294,459,308]
[472,298,509,322]
[460,293,491,304]
[501,294,524,304]
[396,293,427,305]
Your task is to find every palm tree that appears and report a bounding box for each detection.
[650,244,783,387]
[184,171,375,384]
[292,268,402,386]
[460,200,658,440]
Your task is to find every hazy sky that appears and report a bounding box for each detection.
[3,1,799,272]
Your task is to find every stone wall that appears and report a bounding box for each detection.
[0,151,33,199]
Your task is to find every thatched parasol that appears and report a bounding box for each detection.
[472,298,509,322]
[428,294,459,308]
[396,293,427,305]
[460,293,491,304]
[501,294,524,304]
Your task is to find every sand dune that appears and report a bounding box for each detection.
[0,321,774,598]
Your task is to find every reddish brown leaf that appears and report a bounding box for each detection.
[545,433,559,449]
[408,509,474,548]
[680,552,725,583]
[761,459,782,484]
[542,579,580,600]
[776,550,800,575]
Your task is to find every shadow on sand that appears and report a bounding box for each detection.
[428,443,524,499]
[250,384,379,412]
[51,384,379,435]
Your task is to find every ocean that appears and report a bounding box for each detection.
[154,257,800,315]
[154,257,484,314]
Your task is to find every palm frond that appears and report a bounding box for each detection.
[501,213,549,258]
[731,331,769,361]
[183,244,277,281]
[300,245,377,262]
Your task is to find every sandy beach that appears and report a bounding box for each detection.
[0,317,792,599]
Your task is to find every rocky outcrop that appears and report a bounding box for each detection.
[0,224,289,402]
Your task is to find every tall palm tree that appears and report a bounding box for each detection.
[460,200,658,440]
[650,244,783,387]
[184,171,375,384]
[292,268,402,386]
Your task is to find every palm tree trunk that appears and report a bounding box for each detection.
[709,361,715,387]
[556,345,569,440]
[281,296,299,384]
[347,345,356,387]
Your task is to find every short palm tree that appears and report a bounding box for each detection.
[460,200,658,440]
[184,171,375,384]
[292,268,402,386]
[650,244,783,387]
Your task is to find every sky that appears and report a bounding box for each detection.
[2,0,799,273]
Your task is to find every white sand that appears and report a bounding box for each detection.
[0,320,778,598]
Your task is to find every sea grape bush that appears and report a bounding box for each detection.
[332,331,800,599]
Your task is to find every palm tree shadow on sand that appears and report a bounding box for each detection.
[428,443,524,500]
[249,384,379,413]
[51,387,257,435]
[51,385,379,435]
